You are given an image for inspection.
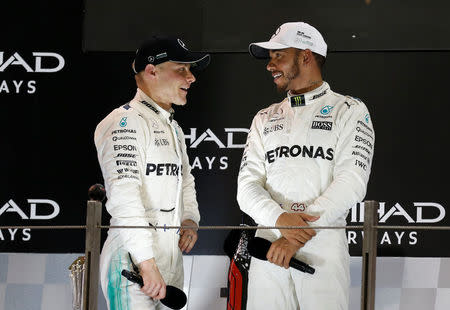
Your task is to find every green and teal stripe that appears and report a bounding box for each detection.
[107,253,130,310]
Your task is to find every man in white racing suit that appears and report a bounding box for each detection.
[237,22,375,310]
[95,36,209,309]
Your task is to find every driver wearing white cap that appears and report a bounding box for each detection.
[238,22,375,310]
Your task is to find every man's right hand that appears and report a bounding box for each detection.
[139,258,166,299]
[275,212,319,246]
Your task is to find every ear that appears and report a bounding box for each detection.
[301,49,314,65]
[144,64,157,78]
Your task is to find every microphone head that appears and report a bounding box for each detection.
[161,285,187,310]
[88,183,106,202]
[248,237,272,261]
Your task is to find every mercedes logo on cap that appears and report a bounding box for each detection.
[177,39,188,50]
[271,27,281,39]
[148,56,155,63]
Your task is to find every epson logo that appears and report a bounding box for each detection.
[0,52,65,73]
[113,145,137,151]
[0,199,60,220]
[355,135,373,149]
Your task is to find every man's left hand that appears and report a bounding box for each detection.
[178,219,198,253]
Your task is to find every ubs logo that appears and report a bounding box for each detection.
[263,124,284,136]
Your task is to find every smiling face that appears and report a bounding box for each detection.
[152,61,196,107]
[266,48,302,92]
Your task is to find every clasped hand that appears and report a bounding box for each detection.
[267,212,319,268]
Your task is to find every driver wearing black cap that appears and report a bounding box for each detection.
[95,36,209,310]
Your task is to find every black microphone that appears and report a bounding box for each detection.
[121,270,187,310]
[248,237,315,275]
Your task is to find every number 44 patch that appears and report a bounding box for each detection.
[291,203,306,212]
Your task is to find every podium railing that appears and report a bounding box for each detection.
[3,187,450,310]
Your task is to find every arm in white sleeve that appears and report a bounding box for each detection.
[308,101,375,227]
[237,114,285,226]
[95,111,154,264]
[179,126,200,225]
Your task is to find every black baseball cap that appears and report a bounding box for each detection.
[133,36,210,73]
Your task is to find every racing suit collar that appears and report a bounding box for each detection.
[134,88,175,121]
[287,81,330,107]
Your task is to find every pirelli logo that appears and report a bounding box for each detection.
[311,121,333,131]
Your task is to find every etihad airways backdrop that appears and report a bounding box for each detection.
[1,1,449,257]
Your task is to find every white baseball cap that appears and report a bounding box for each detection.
[249,22,327,58]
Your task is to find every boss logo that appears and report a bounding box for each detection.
[311,121,332,131]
